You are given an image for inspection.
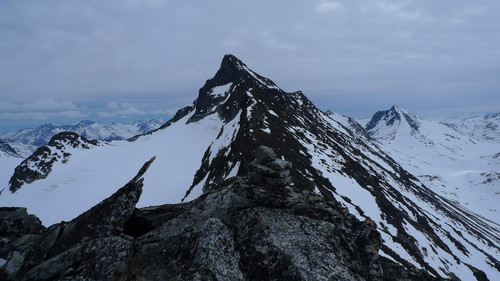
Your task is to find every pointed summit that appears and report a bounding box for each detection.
[189,54,281,122]
[206,54,280,91]
[365,106,421,140]
[206,54,248,87]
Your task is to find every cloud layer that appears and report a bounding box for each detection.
[1,0,499,130]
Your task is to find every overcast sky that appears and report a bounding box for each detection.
[1,0,499,132]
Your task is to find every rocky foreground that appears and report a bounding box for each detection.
[1,147,443,281]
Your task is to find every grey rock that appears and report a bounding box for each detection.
[20,243,85,281]
[0,207,43,239]
[263,175,292,186]
[255,145,277,164]
[67,236,134,281]
[194,218,245,281]
[249,146,294,187]
[46,156,155,256]
[267,158,292,170]
[249,161,290,178]
[233,207,365,281]
[4,251,26,277]
[0,208,44,280]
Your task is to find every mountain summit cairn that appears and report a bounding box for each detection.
[249,146,293,187]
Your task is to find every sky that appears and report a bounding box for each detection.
[1,0,499,132]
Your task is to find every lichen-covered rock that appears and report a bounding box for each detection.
[232,207,366,281]
[194,218,245,281]
[63,236,134,281]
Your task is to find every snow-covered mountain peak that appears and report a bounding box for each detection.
[366,107,500,224]
[47,132,99,149]
[365,106,421,140]
[217,54,280,89]
[189,54,282,123]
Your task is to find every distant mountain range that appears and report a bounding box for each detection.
[443,113,500,143]
[0,119,166,156]
[0,55,498,281]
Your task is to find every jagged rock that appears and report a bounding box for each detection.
[0,207,44,239]
[0,208,44,279]
[129,175,440,281]
[45,156,155,257]
[0,157,155,281]
[194,218,245,281]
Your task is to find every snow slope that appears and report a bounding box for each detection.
[445,113,500,143]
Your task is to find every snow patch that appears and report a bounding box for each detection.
[209,83,233,98]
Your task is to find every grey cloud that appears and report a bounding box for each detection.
[0,0,499,131]
[0,98,80,112]
[0,111,87,121]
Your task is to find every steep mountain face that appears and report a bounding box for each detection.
[364,106,500,222]
[1,55,499,280]
[0,139,21,159]
[0,118,165,149]
[7,132,103,193]
[0,140,24,195]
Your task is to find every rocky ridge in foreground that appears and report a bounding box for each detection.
[0,148,441,281]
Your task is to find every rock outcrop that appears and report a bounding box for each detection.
[0,150,442,281]
[8,132,103,193]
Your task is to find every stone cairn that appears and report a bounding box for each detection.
[249,146,293,186]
